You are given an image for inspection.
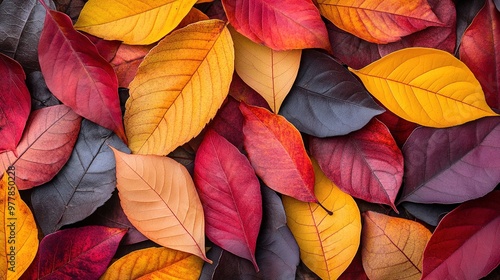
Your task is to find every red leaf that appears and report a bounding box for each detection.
[210,96,245,150]
[376,106,419,147]
[338,249,369,280]
[22,226,126,280]
[109,43,154,88]
[194,129,262,271]
[422,191,500,279]
[460,0,500,111]
[310,119,403,211]
[38,5,126,143]
[83,33,121,62]
[0,53,31,153]
[239,103,316,202]
[222,0,330,51]
[0,105,81,190]
[229,73,270,109]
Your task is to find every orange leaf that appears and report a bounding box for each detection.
[362,211,431,280]
[111,148,210,262]
[317,0,442,44]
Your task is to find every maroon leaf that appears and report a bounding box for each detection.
[310,119,403,211]
[194,129,262,270]
[38,4,126,142]
[376,106,419,148]
[400,117,500,204]
[338,248,369,280]
[460,0,500,111]
[0,53,31,153]
[83,33,121,62]
[229,73,270,109]
[210,96,245,150]
[21,226,126,280]
[422,191,500,279]
[0,105,81,189]
[455,0,485,49]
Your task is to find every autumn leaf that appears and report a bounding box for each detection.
[125,19,234,155]
[0,171,38,280]
[111,148,210,262]
[229,26,301,113]
[362,211,431,280]
[38,4,126,142]
[283,159,361,280]
[101,247,203,280]
[109,43,155,88]
[74,0,197,45]
[239,103,316,202]
[350,47,498,127]
[0,53,31,153]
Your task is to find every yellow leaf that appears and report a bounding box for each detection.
[125,19,234,155]
[282,159,361,279]
[361,211,431,280]
[74,0,197,45]
[349,48,497,127]
[228,26,301,113]
[0,170,38,279]
[111,148,210,262]
[100,247,203,280]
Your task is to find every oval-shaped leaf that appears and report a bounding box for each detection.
[349,47,498,127]
[0,53,31,153]
[310,118,403,211]
[194,129,261,270]
[279,50,384,137]
[31,119,130,235]
[221,0,330,51]
[38,6,126,142]
[0,171,38,279]
[318,0,442,44]
[74,0,197,45]
[101,247,203,280]
[422,191,500,279]
[400,116,500,204]
[125,19,234,155]
[282,159,361,280]
[229,26,301,113]
[460,0,500,111]
[22,226,126,280]
[111,148,210,262]
[0,105,81,190]
[362,211,431,280]
[239,103,316,202]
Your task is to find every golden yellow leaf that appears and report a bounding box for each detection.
[0,170,38,279]
[100,247,203,280]
[125,19,234,155]
[361,211,431,280]
[349,48,497,127]
[229,26,301,113]
[282,159,361,279]
[111,148,210,262]
[74,0,197,45]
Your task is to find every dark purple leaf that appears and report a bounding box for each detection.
[53,0,85,22]
[400,116,500,204]
[455,0,486,53]
[27,71,60,110]
[401,202,458,227]
[279,50,384,137]
[31,119,130,235]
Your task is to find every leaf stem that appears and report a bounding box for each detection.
[317,201,333,215]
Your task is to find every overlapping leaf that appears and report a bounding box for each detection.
[362,211,431,280]
[460,0,500,110]
[125,19,234,155]
[0,172,38,280]
[22,226,126,279]
[221,0,330,51]
[31,120,130,235]
[38,5,126,142]
[101,247,203,280]
[194,129,261,270]
[27,71,60,110]
[74,0,197,45]
[422,191,500,279]
[283,159,361,280]
[0,53,31,153]
[310,119,403,211]
[229,26,301,113]
[109,43,154,88]
[112,148,210,262]
[239,103,316,202]
[279,50,384,137]
[350,47,497,127]
[400,116,500,204]
[0,105,81,190]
